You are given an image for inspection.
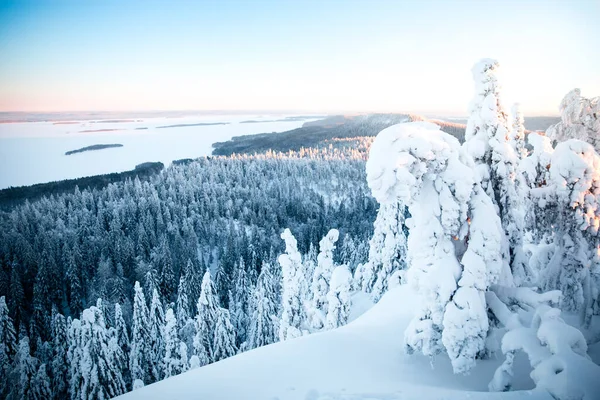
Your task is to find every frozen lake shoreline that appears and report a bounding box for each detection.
[0,114,321,189]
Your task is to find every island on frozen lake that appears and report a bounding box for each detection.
[64,143,123,155]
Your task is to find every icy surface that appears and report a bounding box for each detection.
[0,115,315,188]
[116,286,556,400]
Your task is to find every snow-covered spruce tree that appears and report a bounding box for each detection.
[78,306,126,399]
[229,259,250,348]
[509,103,527,160]
[369,122,508,373]
[325,265,353,329]
[212,308,237,362]
[9,336,38,400]
[247,261,279,349]
[50,309,68,399]
[193,270,219,366]
[547,89,600,151]
[30,363,51,400]
[463,58,527,285]
[113,303,130,387]
[356,199,407,301]
[278,229,309,340]
[309,229,339,330]
[520,132,556,243]
[163,308,188,378]
[0,296,17,398]
[129,281,151,387]
[148,288,165,382]
[540,140,600,324]
[67,318,83,400]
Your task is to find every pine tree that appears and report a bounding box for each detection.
[129,282,151,387]
[247,262,279,350]
[325,265,353,329]
[193,271,219,366]
[0,296,17,398]
[509,103,527,160]
[212,308,237,362]
[163,308,188,378]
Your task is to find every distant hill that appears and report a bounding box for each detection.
[212,113,560,157]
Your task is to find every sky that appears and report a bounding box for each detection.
[0,0,598,116]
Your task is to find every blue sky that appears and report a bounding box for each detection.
[0,0,598,114]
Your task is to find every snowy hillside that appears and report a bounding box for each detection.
[117,285,589,400]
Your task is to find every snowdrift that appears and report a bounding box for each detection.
[116,286,571,400]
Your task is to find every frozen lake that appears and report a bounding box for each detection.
[0,114,318,189]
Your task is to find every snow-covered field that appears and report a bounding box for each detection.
[0,114,317,189]
[118,285,594,400]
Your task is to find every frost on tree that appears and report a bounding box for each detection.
[325,265,353,329]
[487,288,600,399]
[212,308,237,362]
[193,271,219,366]
[356,202,407,302]
[520,132,555,241]
[278,229,308,341]
[463,58,527,286]
[541,139,600,324]
[129,281,151,387]
[361,122,413,301]
[369,122,507,374]
[163,308,188,378]
[547,89,600,152]
[309,229,339,330]
[509,103,527,160]
[247,262,279,349]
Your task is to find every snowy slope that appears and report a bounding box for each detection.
[117,286,559,400]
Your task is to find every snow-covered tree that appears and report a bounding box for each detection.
[247,262,279,349]
[229,259,250,347]
[540,139,600,324]
[309,229,339,330]
[325,265,353,329]
[10,336,38,400]
[129,281,151,387]
[212,308,237,362]
[30,363,51,400]
[148,288,165,382]
[356,201,408,301]
[163,308,188,378]
[193,271,219,366]
[463,58,527,285]
[368,122,508,374]
[278,229,308,341]
[113,303,130,387]
[78,306,126,399]
[67,318,83,400]
[547,89,600,151]
[509,103,527,160]
[51,309,68,399]
[0,296,16,398]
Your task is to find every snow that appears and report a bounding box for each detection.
[0,114,317,189]
[116,285,557,400]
